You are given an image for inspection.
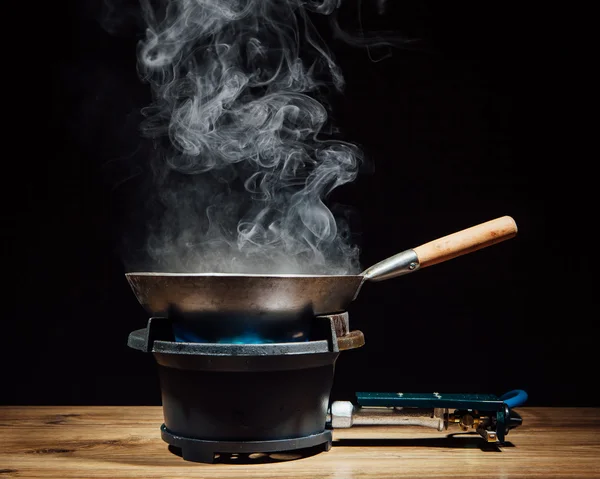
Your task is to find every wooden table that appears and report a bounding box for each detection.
[1,407,599,478]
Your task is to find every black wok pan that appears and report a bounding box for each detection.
[126,216,517,325]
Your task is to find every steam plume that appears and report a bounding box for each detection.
[137,0,363,274]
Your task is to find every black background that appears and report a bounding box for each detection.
[5,1,595,406]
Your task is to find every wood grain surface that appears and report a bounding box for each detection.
[1,407,599,478]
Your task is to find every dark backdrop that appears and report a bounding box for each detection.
[6,1,595,406]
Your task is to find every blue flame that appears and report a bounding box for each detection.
[172,324,308,344]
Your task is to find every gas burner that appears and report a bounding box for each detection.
[127,312,525,463]
[128,313,363,463]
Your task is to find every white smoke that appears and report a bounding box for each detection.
[137,0,363,274]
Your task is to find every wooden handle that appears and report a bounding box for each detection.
[412,216,517,268]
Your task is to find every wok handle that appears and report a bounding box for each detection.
[362,216,517,282]
[414,215,518,268]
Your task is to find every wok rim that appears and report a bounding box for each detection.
[125,272,363,279]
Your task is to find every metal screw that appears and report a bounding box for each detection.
[409,262,418,270]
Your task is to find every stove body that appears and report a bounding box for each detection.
[128,313,363,462]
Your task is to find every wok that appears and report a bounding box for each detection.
[126,216,517,324]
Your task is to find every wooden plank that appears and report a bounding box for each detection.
[1,407,599,478]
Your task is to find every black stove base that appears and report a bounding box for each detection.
[161,425,333,463]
